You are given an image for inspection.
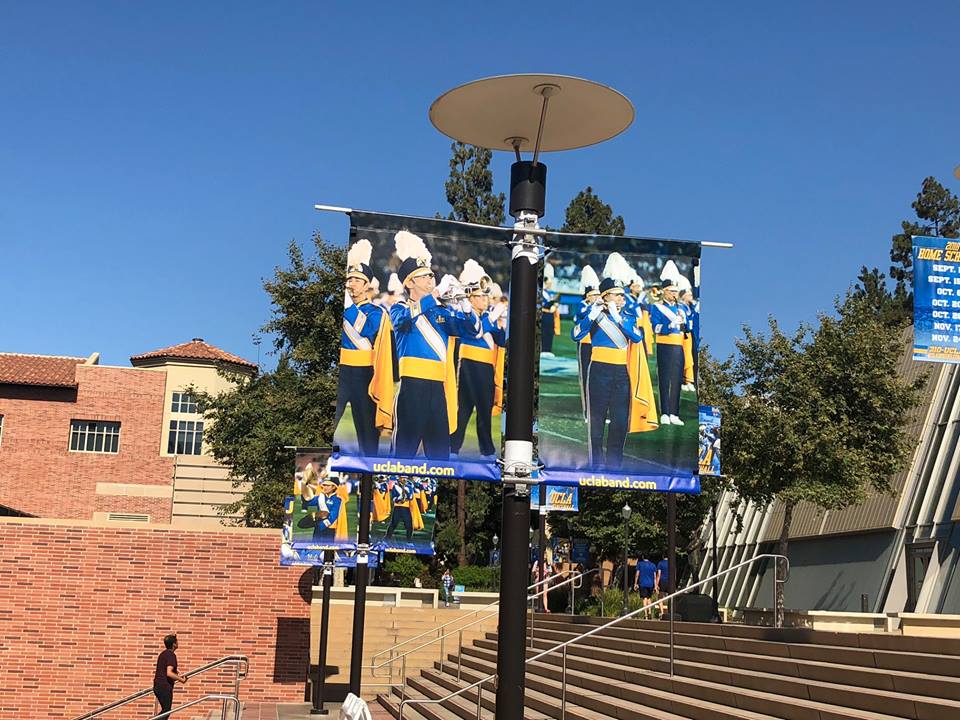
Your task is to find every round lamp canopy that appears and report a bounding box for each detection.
[954,165,960,181]
[429,73,634,154]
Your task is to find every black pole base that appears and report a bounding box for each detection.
[509,161,547,218]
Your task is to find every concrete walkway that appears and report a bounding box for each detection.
[241,702,392,719]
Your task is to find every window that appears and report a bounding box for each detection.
[171,392,200,414]
[69,420,121,454]
[167,420,204,455]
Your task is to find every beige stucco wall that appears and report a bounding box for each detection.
[157,361,241,457]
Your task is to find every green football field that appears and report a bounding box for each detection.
[540,320,698,473]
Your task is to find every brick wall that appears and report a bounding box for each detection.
[0,365,175,521]
[0,519,312,719]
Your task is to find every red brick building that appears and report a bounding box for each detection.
[0,341,257,525]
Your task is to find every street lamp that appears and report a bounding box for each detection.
[621,503,632,616]
[429,74,634,720]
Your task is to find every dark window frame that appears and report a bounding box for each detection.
[69,420,121,454]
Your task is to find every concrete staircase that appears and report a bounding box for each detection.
[318,605,499,701]
[378,613,960,719]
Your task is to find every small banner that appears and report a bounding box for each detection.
[332,212,513,481]
[368,475,438,555]
[537,232,702,493]
[698,405,721,476]
[285,450,358,552]
[530,484,579,512]
[913,235,960,363]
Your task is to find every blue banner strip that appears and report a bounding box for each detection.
[538,469,701,494]
[331,452,500,481]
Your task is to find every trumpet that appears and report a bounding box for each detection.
[437,278,468,305]
[461,275,491,297]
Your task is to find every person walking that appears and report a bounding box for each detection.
[633,555,658,618]
[442,568,455,607]
[153,634,187,717]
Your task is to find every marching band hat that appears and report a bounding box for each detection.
[395,231,433,285]
[599,277,625,296]
[347,239,375,282]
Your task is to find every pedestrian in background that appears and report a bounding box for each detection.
[153,634,187,717]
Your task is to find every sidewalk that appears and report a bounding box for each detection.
[241,702,393,719]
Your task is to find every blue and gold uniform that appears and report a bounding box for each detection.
[649,289,688,422]
[451,307,507,457]
[390,293,480,459]
[336,239,395,457]
[336,298,392,455]
[385,477,414,540]
[572,279,645,468]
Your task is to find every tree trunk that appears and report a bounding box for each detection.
[775,500,795,628]
[457,479,467,566]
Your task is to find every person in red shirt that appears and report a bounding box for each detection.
[153,634,187,716]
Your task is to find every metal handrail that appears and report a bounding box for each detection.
[149,694,240,720]
[72,655,248,720]
[371,571,576,671]
[398,554,789,719]
[374,569,598,702]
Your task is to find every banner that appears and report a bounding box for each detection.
[530,484,579,512]
[698,405,721,476]
[537,233,701,493]
[913,235,960,363]
[368,475,438,555]
[288,450,357,552]
[332,212,514,481]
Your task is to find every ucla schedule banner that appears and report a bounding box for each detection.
[698,405,721,476]
[913,235,960,364]
[537,233,701,494]
[332,213,513,481]
[530,484,579,512]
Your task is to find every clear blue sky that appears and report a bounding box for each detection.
[2,1,958,367]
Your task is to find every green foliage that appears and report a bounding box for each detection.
[851,266,911,328]
[706,291,924,552]
[383,555,429,588]
[889,176,960,318]
[582,588,661,618]
[194,234,345,526]
[451,565,499,591]
[444,142,506,226]
[560,186,626,235]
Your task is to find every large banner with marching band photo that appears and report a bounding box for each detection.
[537,234,701,493]
[330,212,701,493]
[332,212,514,481]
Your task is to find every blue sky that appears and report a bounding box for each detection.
[2,1,958,367]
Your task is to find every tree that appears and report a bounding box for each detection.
[889,177,960,317]
[709,294,923,621]
[441,141,506,566]
[560,187,626,235]
[851,265,910,328]
[195,235,344,526]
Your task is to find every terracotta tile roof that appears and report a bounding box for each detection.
[130,338,257,371]
[0,353,87,387]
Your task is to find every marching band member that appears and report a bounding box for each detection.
[389,231,480,459]
[385,475,414,541]
[450,260,507,459]
[571,265,600,421]
[650,261,688,426]
[335,239,395,456]
[541,262,560,356]
[572,276,645,468]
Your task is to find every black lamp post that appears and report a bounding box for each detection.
[428,74,634,720]
[621,503,632,616]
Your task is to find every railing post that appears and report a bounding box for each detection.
[669,595,675,677]
[476,681,483,720]
[458,630,464,681]
[440,634,445,674]
[401,656,406,702]
[774,556,784,629]
[561,645,567,720]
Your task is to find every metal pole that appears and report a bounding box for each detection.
[668,494,677,675]
[538,488,547,612]
[711,500,719,606]
[621,515,629,616]
[561,646,568,720]
[312,550,334,715]
[458,630,464,680]
[349,473,374,695]
[496,163,544,720]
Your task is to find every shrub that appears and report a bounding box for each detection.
[383,555,427,587]
[452,565,499,591]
